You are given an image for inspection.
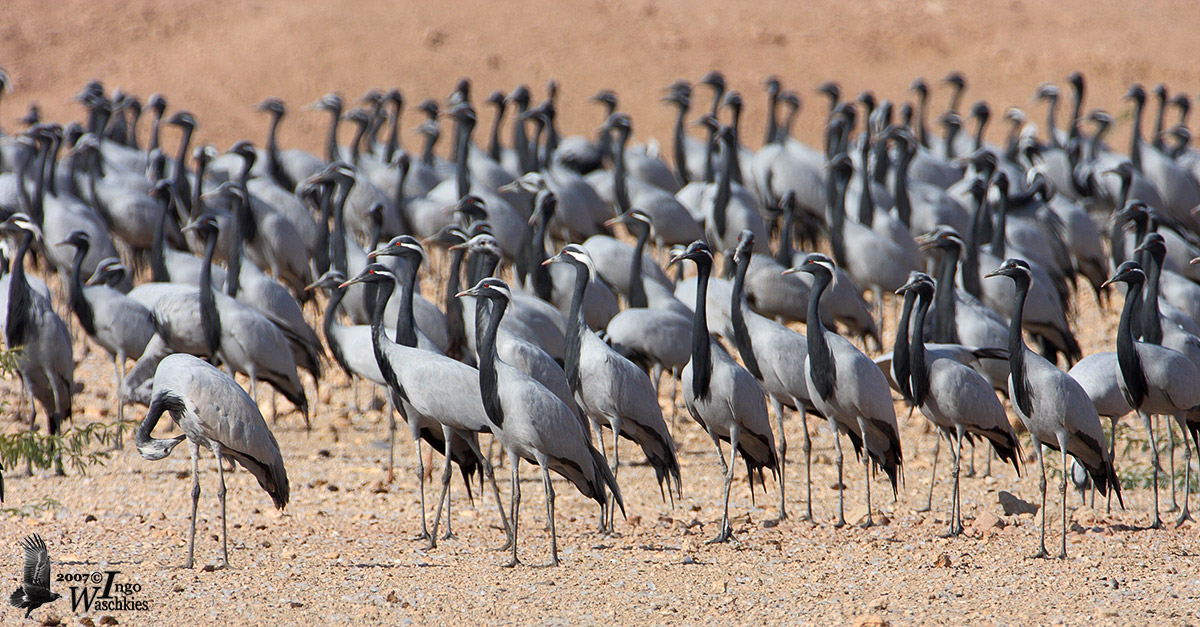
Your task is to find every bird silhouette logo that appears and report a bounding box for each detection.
[9,534,61,618]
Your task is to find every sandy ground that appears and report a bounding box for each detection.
[1,1,1200,625]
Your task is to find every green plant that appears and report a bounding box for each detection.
[0,496,60,517]
[0,419,133,475]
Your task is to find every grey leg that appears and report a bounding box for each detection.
[1174,415,1193,526]
[505,455,521,568]
[186,441,201,569]
[1030,442,1048,559]
[771,397,788,522]
[212,442,230,569]
[1107,416,1118,514]
[1140,412,1163,529]
[542,464,559,566]
[427,431,455,549]
[462,435,511,546]
[798,403,813,522]
[857,417,874,528]
[415,437,431,541]
[386,395,396,483]
[919,434,941,513]
[706,425,738,544]
[1165,416,1179,513]
[1057,441,1068,559]
[833,423,846,528]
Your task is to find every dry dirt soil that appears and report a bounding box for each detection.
[1,1,1200,625]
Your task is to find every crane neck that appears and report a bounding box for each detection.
[729,251,762,381]
[893,287,917,403]
[1116,275,1148,409]
[487,102,505,163]
[393,258,420,348]
[384,100,403,163]
[1130,97,1145,172]
[774,202,796,267]
[612,129,631,213]
[135,392,186,461]
[66,242,96,337]
[962,193,985,299]
[857,142,874,226]
[909,289,931,407]
[324,108,341,163]
[563,260,590,393]
[628,224,649,309]
[1141,249,1164,345]
[805,269,836,402]
[671,105,690,186]
[688,258,713,401]
[765,89,780,146]
[932,245,960,344]
[5,230,34,347]
[475,296,506,428]
[989,185,1008,256]
[150,193,171,282]
[198,228,222,360]
[1006,273,1033,417]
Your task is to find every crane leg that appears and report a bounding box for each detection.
[799,405,813,523]
[1106,416,1117,514]
[385,395,396,483]
[112,357,125,450]
[186,441,201,569]
[1174,414,1193,527]
[706,426,738,544]
[504,454,521,568]
[542,464,559,566]
[983,446,993,478]
[353,377,362,414]
[919,434,941,513]
[964,440,976,478]
[858,418,874,529]
[466,439,512,549]
[1057,440,1068,559]
[414,438,431,541]
[1165,417,1179,513]
[427,433,455,549]
[771,397,788,522]
[1140,412,1164,529]
[212,442,230,569]
[833,426,846,528]
[670,370,680,439]
[946,428,964,536]
[1030,442,1048,559]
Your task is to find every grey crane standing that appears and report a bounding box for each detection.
[1,214,72,475]
[986,258,1121,558]
[59,231,154,444]
[544,244,681,526]
[135,353,289,569]
[729,231,816,521]
[1104,261,1200,528]
[672,240,778,543]
[899,273,1021,535]
[340,261,511,548]
[457,277,623,566]
[787,253,901,528]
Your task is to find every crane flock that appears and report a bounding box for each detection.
[2,68,1199,567]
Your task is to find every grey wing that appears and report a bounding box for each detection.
[20,534,50,588]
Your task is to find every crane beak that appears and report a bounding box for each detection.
[780,266,801,276]
[1191,257,1200,265]
[542,254,561,267]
